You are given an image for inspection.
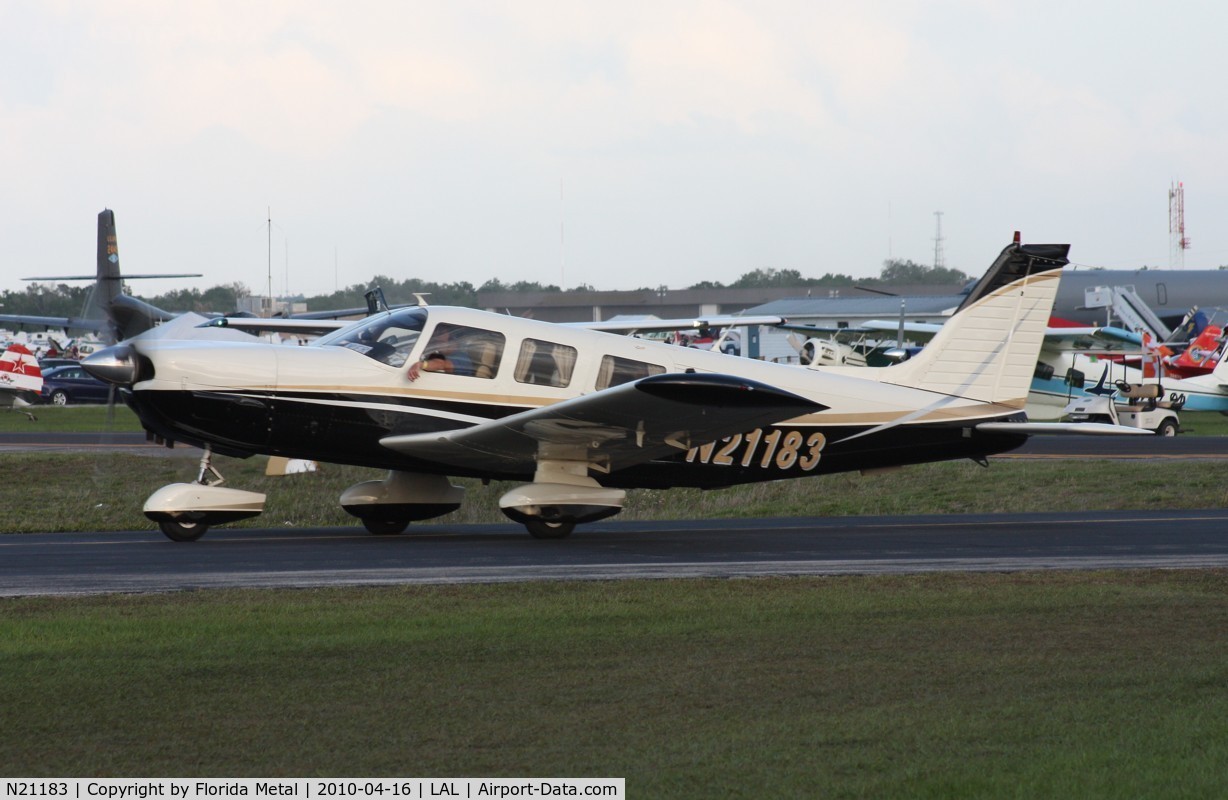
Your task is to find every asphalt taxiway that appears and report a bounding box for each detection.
[5,510,1228,597]
[4,432,1226,597]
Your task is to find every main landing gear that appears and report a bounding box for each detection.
[497,460,626,539]
[143,447,266,542]
[340,471,464,535]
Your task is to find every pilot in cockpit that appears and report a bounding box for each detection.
[407,326,476,380]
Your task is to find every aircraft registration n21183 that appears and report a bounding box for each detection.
[83,235,1136,542]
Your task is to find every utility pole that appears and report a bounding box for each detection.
[266,207,273,316]
[932,211,946,270]
[1169,181,1190,268]
[559,178,567,289]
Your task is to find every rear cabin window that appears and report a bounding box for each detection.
[596,354,666,389]
[514,339,577,388]
[422,323,506,379]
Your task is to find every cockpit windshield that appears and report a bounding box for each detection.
[314,307,428,368]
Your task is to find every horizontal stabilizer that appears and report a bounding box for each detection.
[977,422,1153,436]
[21,273,202,281]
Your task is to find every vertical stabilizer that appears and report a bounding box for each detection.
[90,209,123,339]
[0,343,44,394]
[881,240,1069,407]
[13,210,201,343]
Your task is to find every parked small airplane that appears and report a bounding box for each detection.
[2,209,424,348]
[0,344,44,420]
[0,209,203,343]
[84,235,1141,542]
[1028,346,1228,418]
[1153,311,1227,379]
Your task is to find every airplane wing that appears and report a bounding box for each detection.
[776,319,945,344]
[780,321,1139,350]
[197,317,352,335]
[860,320,945,338]
[380,372,825,475]
[0,313,72,329]
[1042,325,1141,350]
[571,315,786,333]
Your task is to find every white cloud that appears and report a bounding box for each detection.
[6,0,1228,297]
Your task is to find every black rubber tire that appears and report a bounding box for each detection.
[1154,419,1178,437]
[362,519,409,535]
[525,519,575,539]
[51,390,69,406]
[158,519,209,542]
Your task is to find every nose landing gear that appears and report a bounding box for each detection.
[143,447,266,541]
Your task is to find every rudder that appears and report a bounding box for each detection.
[880,239,1069,407]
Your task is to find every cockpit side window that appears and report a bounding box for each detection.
[420,323,506,379]
[315,307,428,368]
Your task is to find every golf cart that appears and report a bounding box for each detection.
[1063,380,1181,436]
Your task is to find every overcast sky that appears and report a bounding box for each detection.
[4,1,1228,300]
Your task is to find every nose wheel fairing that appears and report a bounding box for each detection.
[142,483,267,533]
[143,447,266,541]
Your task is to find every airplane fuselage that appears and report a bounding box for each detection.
[122,305,1029,489]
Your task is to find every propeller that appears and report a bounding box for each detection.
[81,343,142,386]
[82,343,148,483]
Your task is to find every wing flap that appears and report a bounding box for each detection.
[381,373,826,475]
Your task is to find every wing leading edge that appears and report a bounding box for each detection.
[380,372,826,475]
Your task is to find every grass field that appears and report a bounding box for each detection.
[3,573,1228,795]
[1,403,144,432]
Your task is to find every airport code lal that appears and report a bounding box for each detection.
[1,781,624,800]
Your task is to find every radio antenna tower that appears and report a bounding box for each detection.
[932,211,946,270]
[1169,181,1190,268]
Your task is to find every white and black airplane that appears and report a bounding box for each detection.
[83,236,1135,542]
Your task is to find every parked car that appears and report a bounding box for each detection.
[38,357,81,371]
[38,364,112,405]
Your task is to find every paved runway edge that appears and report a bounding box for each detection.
[4,554,1228,598]
[7,507,1228,597]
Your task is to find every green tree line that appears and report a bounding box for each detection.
[0,259,968,317]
